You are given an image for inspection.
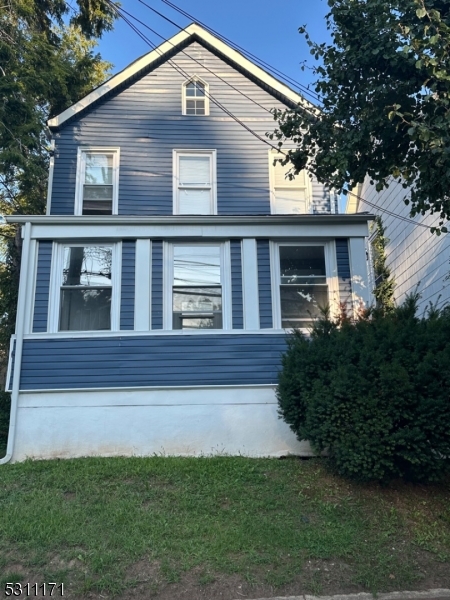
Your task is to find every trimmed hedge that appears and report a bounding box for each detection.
[277,297,450,482]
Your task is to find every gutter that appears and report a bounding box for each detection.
[0,222,32,465]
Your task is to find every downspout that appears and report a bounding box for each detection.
[0,221,32,465]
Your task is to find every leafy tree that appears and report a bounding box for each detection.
[371,217,396,312]
[271,0,450,234]
[0,0,114,381]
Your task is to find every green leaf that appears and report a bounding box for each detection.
[416,8,426,18]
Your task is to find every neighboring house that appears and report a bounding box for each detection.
[348,179,450,313]
[3,23,373,462]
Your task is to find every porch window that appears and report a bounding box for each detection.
[279,245,328,328]
[172,245,222,329]
[59,245,113,331]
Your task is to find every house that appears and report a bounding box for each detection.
[3,23,373,463]
[348,180,450,313]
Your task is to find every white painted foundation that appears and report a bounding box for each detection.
[11,386,312,462]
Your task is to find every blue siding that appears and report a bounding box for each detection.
[18,334,287,390]
[230,240,243,329]
[336,238,353,315]
[257,240,273,328]
[50,41,333,217]
[120,241,136,330]
[32,241,52,333]
[151,241,163,330]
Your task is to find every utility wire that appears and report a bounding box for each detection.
[150,0,323,105]
[103,2,437,232]
[118,5,275,116]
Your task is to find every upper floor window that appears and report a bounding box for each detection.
[269,150,311,214]
[173,150,217,215]
[75,148,119,215]
[182,77,209,116]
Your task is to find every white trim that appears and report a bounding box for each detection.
[268,149,312,215]
[271,240,339,329]
[163,240,231,331]
[134,239,151,331]
[17,383,277,394]
[25,240,38,335]
[47,24,316,129]
[46,139,55,215]
[172,149,217,215]
[23,329,286,339]
[48,242,121,333]
[182,75,210,116]
[241,239,260,329]
[75,147,120,216]
[348,237,372,312]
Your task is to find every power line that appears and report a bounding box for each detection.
[155,0,323,105]
[118,5,275,116]
[97,2,437,231]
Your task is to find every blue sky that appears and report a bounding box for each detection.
[96,0,332,96]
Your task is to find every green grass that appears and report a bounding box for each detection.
[0,456,449,597]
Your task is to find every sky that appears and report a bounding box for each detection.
[96,0,333,97]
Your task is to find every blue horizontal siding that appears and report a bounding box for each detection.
[152,240,163,330]
[336,238,353,316]
[230,240,243,329]
[120,241,136,330]
[257,240,273,328]
[18,334,287,390]
[50,41,333,217]
[32,241,52,333]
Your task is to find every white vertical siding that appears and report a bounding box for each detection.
[358,179,450,314]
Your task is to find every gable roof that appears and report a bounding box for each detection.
[47,22,315,130]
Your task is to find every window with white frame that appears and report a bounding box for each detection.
[167,244,229,330]
[270,150,311,214]
[173,150,216,215]
[182,78,209,115]
[76,148,119,215]
[56,245,117,331]
[277,244,329,328]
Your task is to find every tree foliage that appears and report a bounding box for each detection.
[271,0,450,234]
[277,295,450,483]
[371,217,396,312]
[0,0,114,378]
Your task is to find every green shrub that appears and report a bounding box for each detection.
[277,297,450,483]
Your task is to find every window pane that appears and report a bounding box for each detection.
[173,287,222,313]
[85,154,113,185]
[177,317,216,329]
[60,288,111,331]
[194,82,205,96]
[280,284,328,321]
[179,156,211,185]
[83,185,113,201]
[63,246,112,286]
[273,189,307,214]
[280,246,326,283]
[195,100,205,115]
[178,189,211,214]
[173,246,221,286]
[83,200,113,215]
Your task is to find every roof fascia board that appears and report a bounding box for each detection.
[48,23,314,130]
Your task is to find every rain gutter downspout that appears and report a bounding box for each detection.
[0,221,32,465]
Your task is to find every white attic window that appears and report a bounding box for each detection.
[269,150,312,214]
[182,77,209,116]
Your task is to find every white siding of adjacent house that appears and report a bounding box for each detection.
[357,179,450,314]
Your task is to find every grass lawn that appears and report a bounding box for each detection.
[0,456,449,599]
